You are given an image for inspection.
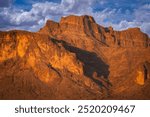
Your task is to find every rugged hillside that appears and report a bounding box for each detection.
[0,15,150,99]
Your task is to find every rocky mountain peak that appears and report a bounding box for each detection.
[60,15,96,24]
[0,15,150,99]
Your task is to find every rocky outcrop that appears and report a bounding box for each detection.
[39,15,107,50]
[39,15,149,49]
[39,20,60,36]
[0,15,150,99]
[113,28,149,47]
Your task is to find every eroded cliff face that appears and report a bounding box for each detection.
[0,15,150,99]
[0,31,103,99]
[39,15,149,49]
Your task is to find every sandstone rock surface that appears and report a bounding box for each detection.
[0,15,150,99]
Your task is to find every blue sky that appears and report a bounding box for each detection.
[0,0,150,36]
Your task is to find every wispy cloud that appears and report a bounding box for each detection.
[111,4,150,35]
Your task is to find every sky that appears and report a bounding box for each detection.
[0,0,150,36]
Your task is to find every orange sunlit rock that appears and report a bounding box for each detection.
[0,15,150,99]
[136,71,145,85]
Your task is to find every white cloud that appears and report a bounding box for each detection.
[110,4,150,36]
[0,0,149,36]
[0,0,95,31]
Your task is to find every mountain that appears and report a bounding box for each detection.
[0,15,150,99]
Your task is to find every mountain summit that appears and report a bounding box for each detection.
[0,15,150,99]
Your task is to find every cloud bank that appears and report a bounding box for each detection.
[0,0,149,36]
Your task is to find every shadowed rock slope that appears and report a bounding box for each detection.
[0,15,150,99]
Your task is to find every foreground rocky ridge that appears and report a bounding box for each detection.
[0,15,150,99]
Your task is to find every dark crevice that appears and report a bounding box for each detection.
[143,61,150,81]
[47,64,61,77]
[144,65,148,81]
